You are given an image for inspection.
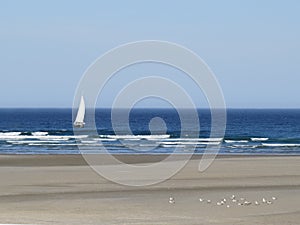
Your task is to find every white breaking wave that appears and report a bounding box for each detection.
[0,135,30,140]
[198,138,223,142]
[161,144,186,148]
[0,132,22,136]
[225,140,249,143]
[160,141,203,145]
[158,138,223,142]
[80,140,98,144]
[28,143,76,146]
[28,143,103,146]
[0,134,88,140]
[35,135,72,140]
[95,138,118,141]
[159,141,221,145]
[32,131,48,136]
[262,143,300,147]
[7,140,68,144]
[231,145,258,148]
[121,138,142,141]
[99,134,170,140]
[251,138,269,141]
[139,144,158,147]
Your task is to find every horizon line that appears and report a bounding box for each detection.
[0,107,300,110]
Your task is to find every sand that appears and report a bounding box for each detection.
[0,154,300,225]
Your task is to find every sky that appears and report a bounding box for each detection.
[0,0,299,108]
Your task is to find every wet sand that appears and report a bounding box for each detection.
[0,154,300,224]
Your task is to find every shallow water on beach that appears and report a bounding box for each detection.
[0,108,299,154]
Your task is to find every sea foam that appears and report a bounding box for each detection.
[251,138,269,141]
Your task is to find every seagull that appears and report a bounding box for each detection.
[226,205,230,208]
[169,197,175,204]
[255,201,259,205]
[267,201,272,205]
[272,197,277,200]
[231,195,235,200]
[199,198,204,202]
[207,199,211,203]
[262,198,267,203]
[244,201,251,206]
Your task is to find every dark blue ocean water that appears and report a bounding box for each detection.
[0,109,299,154]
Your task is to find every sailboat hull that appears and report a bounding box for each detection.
[73,122,85,128]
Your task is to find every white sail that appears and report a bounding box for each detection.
[74,96,85,127]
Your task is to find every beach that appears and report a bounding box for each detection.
[0,155,299,225]
[2,0,300,224]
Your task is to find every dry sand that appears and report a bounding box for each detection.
[0,154,300,225]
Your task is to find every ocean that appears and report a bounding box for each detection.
[0,108,299,155]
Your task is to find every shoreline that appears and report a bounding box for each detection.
[0,153,299,167]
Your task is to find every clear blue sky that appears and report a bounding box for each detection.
[0,0,299,108]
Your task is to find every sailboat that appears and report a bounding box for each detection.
[74,96,85,128]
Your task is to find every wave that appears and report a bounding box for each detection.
[159,141,221,145]
[99,134,170,140]
[139,144,158,147]
[229,145,259,149]
[161,144,186,148]
[0,132,22,136]
[80,140,99,144]
[31,131,48,136]
[96,138,117,141]
[120,138,142,141]
[224,140,249,143]
[159,138,223,142]
[7,140,69,144]
[98,135,222,142]
[0,135,32,140]
[198,138,223,142]
[251,138,269,141]
[28,143,78,146]
[0,134,88,140]
[262,143,300,147]
[160,141,200,145]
